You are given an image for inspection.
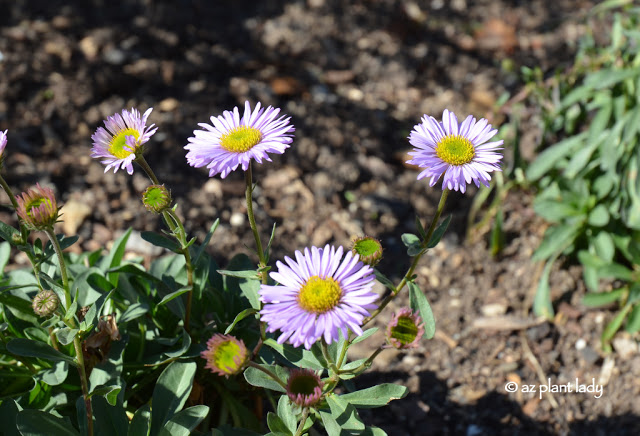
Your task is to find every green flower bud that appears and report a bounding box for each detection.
[32,290,59,317]
[142,184,171,213]
[351,235,383,267]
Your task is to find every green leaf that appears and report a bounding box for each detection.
[264,338,326,370]
[7,338,77,366]
[119,302,149,323]
[37,361,68,386]
[533,257,556,320]
[16,409,80,436]
[193,219,220,265]
[526,132,587,181]
[339,384,408,408]
[626,304,640,334]
[602,304,633,347]
[593,232,615,263]
[532,224,578,261]
[585,67,640,90]
[225,308,259,334]
[276,396,297,433]
[374,269,396,292]
[588,205,610,227]
[326,394,365,432]
[597,263,633,281]
[427,215,452,248]
[415,215,427,240]
[157,286,191,306]
[141,231,181,252]
[0,221,20,245]
[533,200,580,223]
[583,288,626,307]
[217,269,260,279]
[158,405,210,436]
[267,412,292,435]
[239,277,261,311]
[243,364,287,393]
[408,282,436,339]
[0,399,21,436]
[92,395,128,436]
[401,233,420,247]
[150,361,196,436]
[88,385,122,406]
[351,327,378,345]
[128,404,151,436]
[361,426,388,436]
[0,241,10,273]
[100,228,132,287]
[55,328,78,346]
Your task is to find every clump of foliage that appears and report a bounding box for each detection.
[521,1,640,351]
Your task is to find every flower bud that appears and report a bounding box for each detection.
[385,307,424,349]
[351,236,383,267]
[32,290,59,317]
[287,368,324,408]
[15,183,59,230]
[201,334,249,377]
[142,184,171,213]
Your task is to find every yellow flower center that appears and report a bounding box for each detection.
[220,126,262,153]
[435,135,475,166]
[298,276,343,314]
[109,128,140,159]
[214,340,242,374]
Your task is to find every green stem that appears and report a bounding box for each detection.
[136,155,195,332]
[245,163,266,268]
[43,228,93,435]
[73,336,94,436]
[247,361,287,390]
[294,408,310,436]
[44,228,71,310]
[362,189,449,327]
[320,340,339,374]
[337,347,384,375]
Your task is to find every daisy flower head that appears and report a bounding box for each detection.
[184,101,294,178]
[287,368,324,408]
[201,334,249,377]
[91,108,157,175]
[385,307,424,350]
[259,245,378,350]
[407,109,503,193]
[16,183,59,230]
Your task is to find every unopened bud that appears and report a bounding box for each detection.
[351,236,383,267]
[142,184,171,213]
[32,290,59,317]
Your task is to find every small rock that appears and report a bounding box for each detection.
[481,303,507,317]
[575,338,587,351]
[60,198,92,235]
[203,179,223,199]
[103,47,126,65]
[124,230,164,257]
[158,98,179,112]
[579,346,600,365]
[230,212,245,228]
[79,36,99,60]
[612,335,638,360]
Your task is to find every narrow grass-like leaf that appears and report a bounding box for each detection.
[225,308,259,334]
[427,215,452,248]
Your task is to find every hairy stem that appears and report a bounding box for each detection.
[362,189,449,326]
[44,228,71,310]
[294,408,310,436]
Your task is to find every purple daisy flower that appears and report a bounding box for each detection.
[0,130,7,156]
[407,109,503,193]
[184,101,294,178]
[259,244,378,350]
[91,108,157,175]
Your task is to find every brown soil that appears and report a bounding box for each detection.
[2,0,639,434]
